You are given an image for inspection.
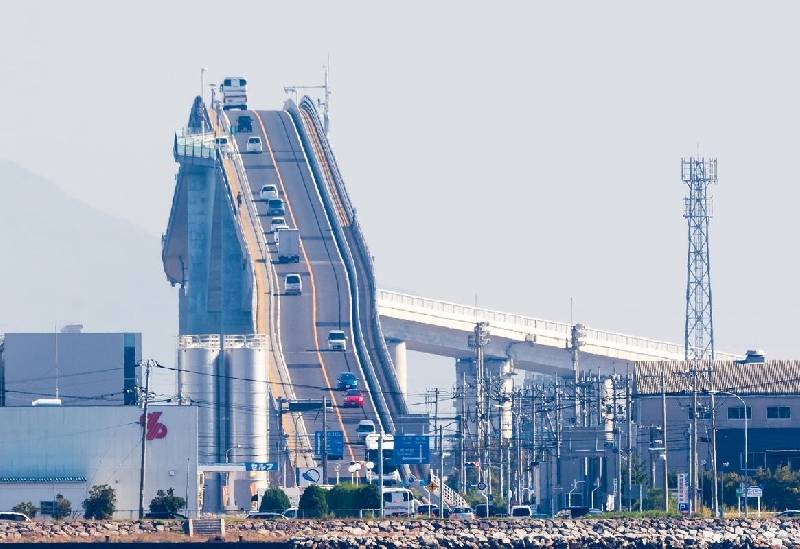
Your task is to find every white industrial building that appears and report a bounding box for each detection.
[0,405,199,519]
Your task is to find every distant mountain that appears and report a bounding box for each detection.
[0,159,176,365]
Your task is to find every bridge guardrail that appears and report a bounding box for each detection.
[377,289,737,360]
[287,98,395,436]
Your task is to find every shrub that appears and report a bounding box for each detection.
[53,494,72,520]
[82,484,116,519]
[149,488,186,515]
[259,487,291,512]
[299,485,328,518]
[12,501,37,518]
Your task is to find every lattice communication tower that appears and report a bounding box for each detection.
[681,157,717,360]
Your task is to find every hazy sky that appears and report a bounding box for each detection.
[2,1,799,398]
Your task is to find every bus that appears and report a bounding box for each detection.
[382,487,416,517]
[364,433,401,486]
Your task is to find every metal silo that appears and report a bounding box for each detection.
[224,335,269,508]
[177,335,221,464]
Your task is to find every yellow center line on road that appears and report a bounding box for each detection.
[254,110,356,463]
[208,108,304,464]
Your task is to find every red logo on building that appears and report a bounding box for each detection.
[139,412,168,440]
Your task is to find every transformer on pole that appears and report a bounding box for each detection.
[681,157,717,361]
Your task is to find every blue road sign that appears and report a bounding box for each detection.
[244,462,278,472]
[314,430,344,460]
[393,434,430,465]
[678,502,689,514]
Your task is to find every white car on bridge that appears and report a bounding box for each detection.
[260,184,278,201]
[246,136,263,153]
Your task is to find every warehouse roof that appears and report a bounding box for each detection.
[633,360,800,396]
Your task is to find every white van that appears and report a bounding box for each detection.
[246,136,263,153]
[214,136,232,154]
[220,76,248,110]
[284,273,302,295]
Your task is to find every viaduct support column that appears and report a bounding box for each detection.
[386,339,408,399]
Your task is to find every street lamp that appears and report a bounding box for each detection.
[714,391,749,516]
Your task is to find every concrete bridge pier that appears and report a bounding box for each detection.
[386,339,408,400]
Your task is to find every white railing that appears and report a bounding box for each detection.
[377,289,571,337]
[377,289,738,360]
[174,129,215,159]
[430,471,468,509]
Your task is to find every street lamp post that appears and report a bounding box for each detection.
[714,391,748,516]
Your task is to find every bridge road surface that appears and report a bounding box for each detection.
[229,109,380,471]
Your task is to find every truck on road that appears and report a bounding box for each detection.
[277,229,300,263]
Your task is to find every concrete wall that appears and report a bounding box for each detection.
[0,405,198,519]
[1,332,141,406]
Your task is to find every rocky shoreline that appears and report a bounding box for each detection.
[1,517,800,547]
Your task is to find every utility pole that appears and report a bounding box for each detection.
[433,388,440,454]
[322,396,328,485]
[661,371,669,511]
[459,371,467,493]
[625,370,632,512]
[137,359,151,519]
[378,433,384,517]
[691,368,699,514]
[468,322,490,485]
[613,375,622,512]
[554,380,562,512]
[710,391,719,518]
[439,426,444,512]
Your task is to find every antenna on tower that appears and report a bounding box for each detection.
[681,155,717,360]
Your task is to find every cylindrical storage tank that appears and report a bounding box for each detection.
[225,335,269,510]
[178,335,220,466]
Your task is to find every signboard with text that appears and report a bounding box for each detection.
[393,435,430,465]
[314,430,344,460]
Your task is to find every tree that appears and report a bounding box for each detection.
[299,485,328,518]
[149,488,186,515]
[357,484,381,510]
[53,494,72,520]
[82,484,117,519]
[12,502,37,518]
[259,488,290,513]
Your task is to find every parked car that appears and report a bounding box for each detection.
[271,216,289,232]
[260,184,278,201]
[246,136,263,153]
[510,505,534,518]
[337,371,359,390]
[417,504,439,517]
[0,512,30,522]
[450,506,475,520]
[144,511,187,520]
[343,389,364,408]
[267,199,285,216]
[327,330,347,351]
[284,273,302,295]
[238,114,253,133]
[246,511,285,520]
[357,419,375,440]
[282,507,300,519]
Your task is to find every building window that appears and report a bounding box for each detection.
[767,406,791,419]
[727,406,751,420]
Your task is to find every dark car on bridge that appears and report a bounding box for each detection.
[337,372,358,390]
[237,114,253,133]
